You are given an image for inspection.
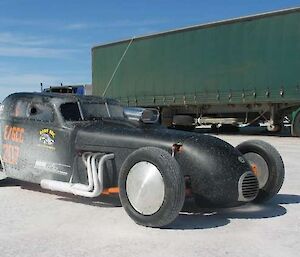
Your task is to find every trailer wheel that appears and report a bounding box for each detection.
[291,110,300,137]
[118,147,185,227]
[236,140,285,203]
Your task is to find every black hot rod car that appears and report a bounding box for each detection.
[0,93,285,227]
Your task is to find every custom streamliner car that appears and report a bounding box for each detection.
[0,93,285,227]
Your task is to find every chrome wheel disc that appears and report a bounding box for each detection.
[126,161,165,215]
[244,152,269,189]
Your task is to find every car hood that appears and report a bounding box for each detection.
[74,119,195,150]
[74,119,253,208]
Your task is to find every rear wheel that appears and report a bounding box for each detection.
[291,110,300,137]
[236,140,285,203]
[119,147,185,227]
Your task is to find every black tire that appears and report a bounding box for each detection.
[236,140,285,203]
[291,110,300,137]
[118,147,185,227]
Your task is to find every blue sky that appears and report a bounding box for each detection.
[0,0,300,100]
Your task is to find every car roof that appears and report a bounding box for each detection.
[5,92,118,105]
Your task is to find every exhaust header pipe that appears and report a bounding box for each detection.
[41,153,114,198]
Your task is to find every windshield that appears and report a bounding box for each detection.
[60,100,125,122]
[80,101,124,120]
[61,102,82,121]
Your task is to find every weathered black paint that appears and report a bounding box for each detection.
[0,92,252,207]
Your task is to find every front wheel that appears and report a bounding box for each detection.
[236,140,285,203]
[119,147,185,227]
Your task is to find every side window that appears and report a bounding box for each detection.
[11,100,54,122]
[28,103,54,122]
[60,102,82,121]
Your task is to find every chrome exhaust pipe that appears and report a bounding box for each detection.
[41,153,114,198]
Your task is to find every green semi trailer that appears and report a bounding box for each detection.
[92,8,300,136]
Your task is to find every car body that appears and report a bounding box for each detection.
[0,92,284,227]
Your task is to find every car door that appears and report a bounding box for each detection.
[28,99,75,183]
[4,97,73,183]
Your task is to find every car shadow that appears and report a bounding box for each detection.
[0,177,21,187]
[57,195,122,208]
[1,178,298,229]
[164,194,299,230]
[165,211,231,230]
[0,178,122,208]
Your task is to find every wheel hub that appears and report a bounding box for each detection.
[126,161,165,215]
[244,152,269,189]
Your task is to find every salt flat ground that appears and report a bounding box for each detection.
[0,132,299,257]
